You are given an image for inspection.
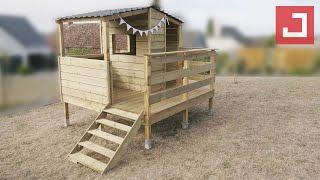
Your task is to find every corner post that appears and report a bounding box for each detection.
[102,18,112,105]
[144,8,153,150]
[209,50,216,110]
[58,21,69,127]
[182,52,189,129]
[144,55,152,149]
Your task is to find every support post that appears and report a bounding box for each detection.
[58,21,70,126]
[64,103,70,127]
[102,18,112,105]
[209,50,216,112]
[143,8,153,149]
[182,53,189,129]
[144,55,152,149]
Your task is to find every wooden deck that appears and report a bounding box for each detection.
[112,83,212,124]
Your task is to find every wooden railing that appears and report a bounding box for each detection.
[59,56,111,112]
[144,49,216,124]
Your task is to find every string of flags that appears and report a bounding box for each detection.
[118,14,169,36]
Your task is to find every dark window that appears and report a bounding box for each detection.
[112,34,136,55]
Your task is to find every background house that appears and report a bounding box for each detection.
[183,31,206,49]
[206,24,251,52]
[0,15,53,73]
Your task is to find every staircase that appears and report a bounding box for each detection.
[68,107,143,174]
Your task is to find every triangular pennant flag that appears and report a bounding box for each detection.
[150,28,154,34]
[154,25,159,31]
[157,22,162,28]
[144,30,149,36]
[166,17,170,25]
[132,28,138,34]
[126,24,132,31]
[160,17,166,23]
[119,18,125,25]
[138,30,143,36]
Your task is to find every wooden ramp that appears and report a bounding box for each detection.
[68,107,143,174]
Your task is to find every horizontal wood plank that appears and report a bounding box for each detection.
[61,72,107,87]
[60,65,107,79]
[61,80,107,96]
[63,94,106,112]
[60,57,106,69]
[78,141,115,158]
[88,130,124,144]
[150,78,214,104]
[150,90,214,124]
[149,64,215,85]
[62,87,108,104]
[110,55,144,64]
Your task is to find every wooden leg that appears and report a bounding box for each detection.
[64,103,70,127]
[209,98,213,109]
[144,125,152,149]
[182,109,189,129]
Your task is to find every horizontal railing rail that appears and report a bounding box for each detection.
[144,48,217,111]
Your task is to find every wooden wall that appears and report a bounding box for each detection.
[108,9,171,93]
[109,13,147,92]
[59,57,108,112]
[149,8,166,92]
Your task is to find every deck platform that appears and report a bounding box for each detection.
[112,83,212,125]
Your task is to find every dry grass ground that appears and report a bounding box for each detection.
[1,76,320,180]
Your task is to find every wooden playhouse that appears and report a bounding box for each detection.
[56,6,217,173]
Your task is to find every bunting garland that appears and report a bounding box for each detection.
[117,14,169,36]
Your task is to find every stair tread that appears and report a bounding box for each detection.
[104,108,140,120]
[97,119,131,132]
[68,152,107,173]
[78,141,115,158]
[88,129,124,144]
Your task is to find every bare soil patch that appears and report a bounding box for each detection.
[1,77,320,179]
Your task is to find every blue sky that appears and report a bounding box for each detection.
[0,0,319,36]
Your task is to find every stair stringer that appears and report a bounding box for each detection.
[103,111,144,173]
[68,105,109,155]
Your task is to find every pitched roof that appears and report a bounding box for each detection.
[221,26,252,46]
[57,6,183,23]
[0,15,47,48]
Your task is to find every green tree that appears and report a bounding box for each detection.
[152,0,161,9]
[206,18,214,36]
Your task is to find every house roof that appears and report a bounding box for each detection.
[56,6,183,23]
[0,15,47,48]
[221,26,252,46]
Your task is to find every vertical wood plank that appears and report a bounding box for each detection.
[64,102,70,126]
[146,8,151,124]
[99,20,104,54]
[209,50,216,109]
[144,56,151,144]
[102,18,112,104]
[58,22,65,56]
[148,8,152,54]
[176,25,183,85]
[182,53,189,127]
[58,21,69,126]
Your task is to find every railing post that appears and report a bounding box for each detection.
[144,55,152,149]
[182,52,189,129]
[209,50,216,110]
